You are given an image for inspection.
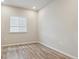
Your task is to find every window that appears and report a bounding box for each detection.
[10,16,27,32]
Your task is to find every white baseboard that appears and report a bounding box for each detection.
[39,42,78,59]
[1,41,38,47]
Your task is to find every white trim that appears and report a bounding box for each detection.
[1,41,38,47]
[39,42,78,59]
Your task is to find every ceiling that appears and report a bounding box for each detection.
[2,0,53,10]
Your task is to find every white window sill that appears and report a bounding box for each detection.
[8,32,27,34]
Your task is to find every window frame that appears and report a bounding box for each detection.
[9,16,27,33]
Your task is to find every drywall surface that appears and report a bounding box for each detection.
[1,5,38,45]
[38,0,78,57]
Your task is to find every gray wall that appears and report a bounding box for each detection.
[38,0,78,57]
[1,5,38,45]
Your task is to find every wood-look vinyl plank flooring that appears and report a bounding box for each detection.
[1,43,72,59]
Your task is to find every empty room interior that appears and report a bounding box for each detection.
[1,0,78,59]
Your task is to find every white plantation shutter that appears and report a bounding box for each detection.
[10,16,27,32]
